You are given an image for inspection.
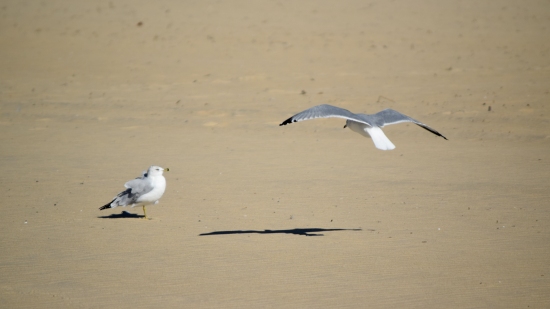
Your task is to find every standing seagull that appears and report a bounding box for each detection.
[280,104,447,150]
[99,165,168,219]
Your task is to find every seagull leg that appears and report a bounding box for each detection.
[142,205,148,220]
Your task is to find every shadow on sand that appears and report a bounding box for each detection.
[199,227,367,237]
[97,211,144,219]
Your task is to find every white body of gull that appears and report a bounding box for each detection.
[99,165,167,219]
[280,104,447,150]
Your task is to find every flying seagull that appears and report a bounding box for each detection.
[99,165,168,219]
[279,104,447,150]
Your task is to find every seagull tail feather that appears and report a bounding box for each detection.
[365,127,396,150]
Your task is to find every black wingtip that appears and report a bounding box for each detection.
[99,205,110,211]
[434,131,448,140]
[99,200,114,211]
[416,124,448,140]
[279,117,294,126]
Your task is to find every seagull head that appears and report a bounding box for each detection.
[147,165,166,176]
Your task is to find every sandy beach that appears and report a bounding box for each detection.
[1,0,549,308]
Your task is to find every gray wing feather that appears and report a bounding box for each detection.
[373,109,447,139]
[100,174,154,210]
[111,188,139,206]
[124,178,154,195]
[280,104,372,126]
[109,178,154,206]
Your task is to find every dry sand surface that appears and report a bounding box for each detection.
[1,0,549,308]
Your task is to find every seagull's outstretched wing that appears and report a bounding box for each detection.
[279,104,371,126]
[372,109,447,140]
